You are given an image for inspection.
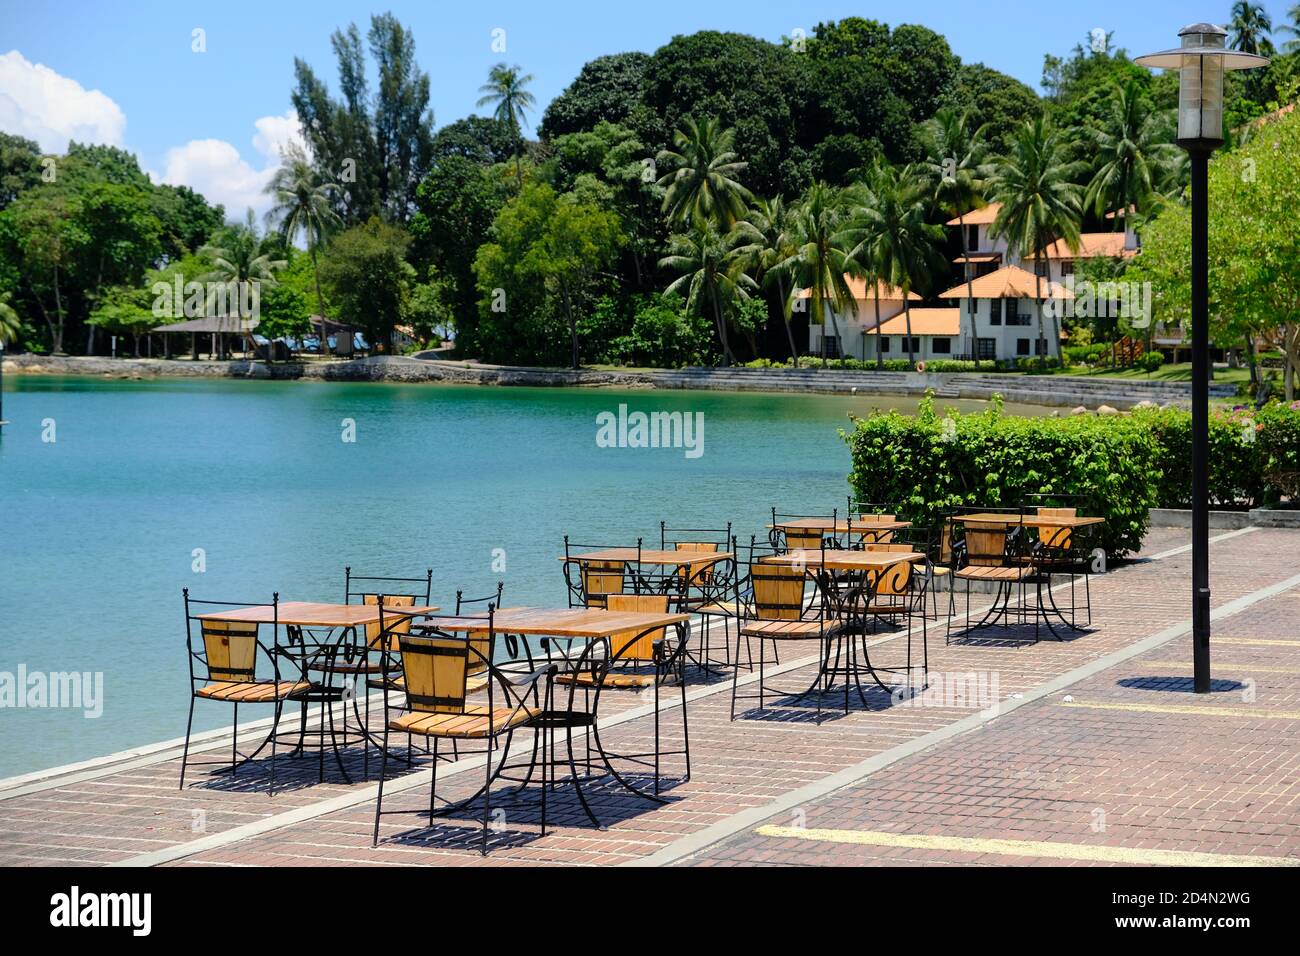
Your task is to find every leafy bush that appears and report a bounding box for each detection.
[844,399,1300,555]
[602,293,711,368]
[844,394,1161,556]
[1136,351,1165,373]
[1014,356,1062,371]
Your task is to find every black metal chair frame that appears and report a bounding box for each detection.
[730,538,852,723]
[845,498,906,548]
[1021,493,1096,629]
[770,507,842,552]
[180,590,309,795]
[944,508,1066,644]
[562,536,639,609]
[371,604,555,856]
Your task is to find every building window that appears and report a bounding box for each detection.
[977,338,996,360]
[966,297,977,314]
[932,338,952,354]
[1060,259,1075,276]
[1035,338,1048,356]
[1033,259,1049,277]
[879,336,890,353]
[900,337,921,354]
[967,225,979,250]
[823,336,841,359]
[1016,338,1031,356]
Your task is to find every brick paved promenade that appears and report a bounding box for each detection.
[1,525,1297,867]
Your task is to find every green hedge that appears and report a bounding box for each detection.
[1138,402,1300,507]
[844,397,1300,557]
[744,357,1021,373]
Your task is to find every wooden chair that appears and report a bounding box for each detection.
[771,507,841,552]
[563,536,637,609]
[180,591,311,795]
[847,498,900,546]
[731,540,845,722]
[947,509,1043,644]
[555,592,690,795]
[1023,495,1094,628]
[372,606,552,855]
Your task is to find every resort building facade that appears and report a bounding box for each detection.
[806,202,1138,364]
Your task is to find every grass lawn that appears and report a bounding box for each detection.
[1063,362,1252,386]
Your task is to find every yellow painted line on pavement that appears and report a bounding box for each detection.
[1059,700,1300,719]
[753,826,1300,867]
[1215,639,1299,647]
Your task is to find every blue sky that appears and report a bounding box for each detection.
[2,1,1293,217]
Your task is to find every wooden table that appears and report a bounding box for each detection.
[763,549,923,571]
[770,517,911,535]
[400,605,692,827]
[561,548,733,568]
[957,513,1104,529]
[198,601,439,627]
[197,602,438,783]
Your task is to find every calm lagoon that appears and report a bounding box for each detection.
[0,375,1054,776]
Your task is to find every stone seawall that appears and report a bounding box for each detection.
[5,353,1234,409]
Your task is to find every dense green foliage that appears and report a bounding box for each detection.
[1,7,1297,374]
[845,395,1161,556]
[845,397,1300,558]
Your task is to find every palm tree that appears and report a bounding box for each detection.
[477,63,536,187]
[842,163,946,366]
[1280,3,1300,53]
[732,197,801,366]
[1085,79,1180,222]
[265,143,340,353]
[0,290,21,424]
[989,116,1085,364]
[201,210,286,286]
[656,117,754,231]
[1228,2,1273,55]
[659,226,755,366]
[771,183,857,367]
[920,107,991,366]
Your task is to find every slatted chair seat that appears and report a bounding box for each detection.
[555,669,664,689]
[739,618,830,637]
[388,704,541,739]
[955,565,1031,581]
[195,680,312,703]
[697,600,739,615]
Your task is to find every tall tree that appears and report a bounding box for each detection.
[368,14,436,221]
[1229,2,1274,56]
[0,289,23,416]
[733,197,800,365]
[200,210,286,286]
[656,117,753,230]
[1084,78,1179,221]
[477,63,537,188]
[772,182,856,367]
[1281,4,1300,54]
[660,225,754,366]
[920,107,990,365]
[265,143,342,350]
[989,117,1085,363]
[842,163,946,365]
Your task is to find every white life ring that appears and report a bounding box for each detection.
[915,361,927,373]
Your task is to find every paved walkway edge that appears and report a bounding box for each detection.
[629,563,1300,867]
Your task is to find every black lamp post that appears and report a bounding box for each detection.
[1136,24,1268,693]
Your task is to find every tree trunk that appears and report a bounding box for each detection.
[711,288,734,367]
[1034,263,1047,367]
[310,245,327,355]
[904,298,915,365]
[562,283,579,370]
[823,289,847,369]
[874,284,884,370]
[777,275,797,368]
[51,265,66,354]
[958,211,978,368]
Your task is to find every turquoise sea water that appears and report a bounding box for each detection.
[0,375,1052,776]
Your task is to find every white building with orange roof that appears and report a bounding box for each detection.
[938,263,1073,361]
[801,277,933,360]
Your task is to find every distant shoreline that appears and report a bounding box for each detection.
[3,353,1230,409]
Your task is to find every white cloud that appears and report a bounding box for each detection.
[0,50,127,152]
[159,110,305,222]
